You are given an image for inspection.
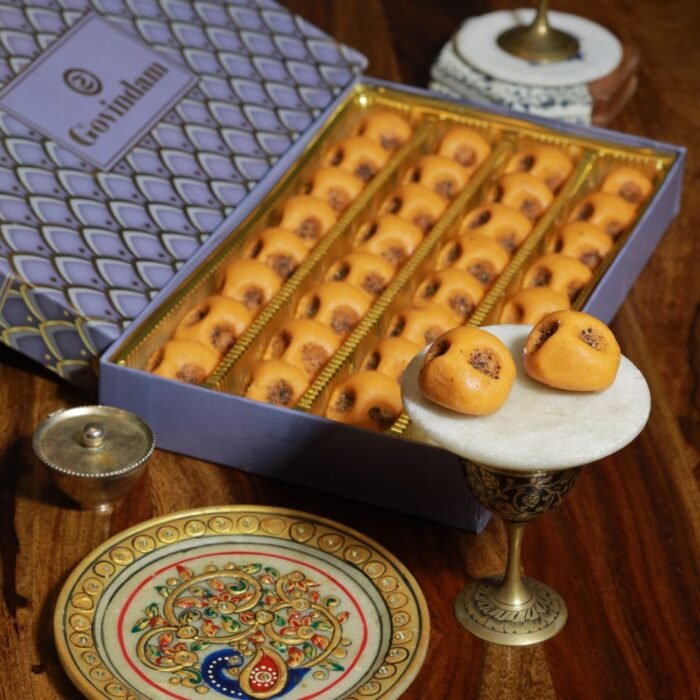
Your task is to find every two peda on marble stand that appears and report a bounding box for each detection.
[403,325,650,646]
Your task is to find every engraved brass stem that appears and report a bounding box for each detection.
[495,521,531,607]
[497,0,580,63]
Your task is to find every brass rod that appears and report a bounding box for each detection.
[494,521,532,607]
[534,0,549,29]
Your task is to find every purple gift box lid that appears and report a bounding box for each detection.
[0,0,366,390]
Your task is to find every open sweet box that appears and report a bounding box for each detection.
[0,2,684,531]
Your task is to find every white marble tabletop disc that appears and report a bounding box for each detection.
[455,9,622,87]
[402,325,651,471]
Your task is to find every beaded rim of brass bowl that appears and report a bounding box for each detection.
[33,405,155,479]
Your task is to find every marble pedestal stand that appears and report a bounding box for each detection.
[402,325,651,646]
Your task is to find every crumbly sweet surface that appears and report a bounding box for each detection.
[523,310,620,391]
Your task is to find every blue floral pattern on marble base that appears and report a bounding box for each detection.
[430,38,593,125]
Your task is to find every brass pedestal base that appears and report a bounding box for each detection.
[455,576,567,646]
[497,25,579,64]
[497,0,580,64]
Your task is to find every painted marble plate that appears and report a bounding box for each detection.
[54,506,429,700]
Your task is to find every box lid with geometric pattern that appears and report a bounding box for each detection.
[0,0,366,390]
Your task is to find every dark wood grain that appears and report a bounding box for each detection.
[1,1,699,699]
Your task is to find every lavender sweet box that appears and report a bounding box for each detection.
[0,2,685,531]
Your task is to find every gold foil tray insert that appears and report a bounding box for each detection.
[206,121,433,388]
[303,145,592,423]
[113,87,424,371]
[212,116,502,397]
[113,81,678,445]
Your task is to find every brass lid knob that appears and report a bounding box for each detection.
[82,422,105,449]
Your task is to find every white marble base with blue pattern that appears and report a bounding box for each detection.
[430,39,593,125]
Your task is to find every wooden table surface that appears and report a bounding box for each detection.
[1,1,699,698]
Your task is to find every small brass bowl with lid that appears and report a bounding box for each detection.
[33,406,155,512]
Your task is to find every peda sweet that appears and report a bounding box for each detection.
[263,318,341,380]
[568,192,636,238]
[325,370,403,431]
[146,339,219,385]
[489,172,554,221]
[295,281,372,336]
[413,267,485,322]
[242,227,309,279]
[278,195,338,248]
[550,222,614,269]
[323,136,390,182]
[418,326,516,415]
[173,295,253,356]
[218,258,283,312]
[352,215,424,267]
[521,253,593,302]
[523,310,621,391]
[437,126,491,173]
[499,287,571,325]
[436,231,511,285]
[504,143,574,192]
[244,359,309,406]
[600,166,653,205]
[357,110,413,150]
[406,154,470,199]
[361,336,422,381]
[324,251,396,296]
[460,203,533,253]
[306,167,364,213]
[379,184,447,233]
[387,300,460,346]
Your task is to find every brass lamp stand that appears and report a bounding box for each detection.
[497,0,579,63]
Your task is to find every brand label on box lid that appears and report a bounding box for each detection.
[0,13,196,170]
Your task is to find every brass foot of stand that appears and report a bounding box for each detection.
[455,576,567,645]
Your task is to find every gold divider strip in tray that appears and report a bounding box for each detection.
[388,148,599,437]
[204,121,433,387]
[295,139,515,411]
